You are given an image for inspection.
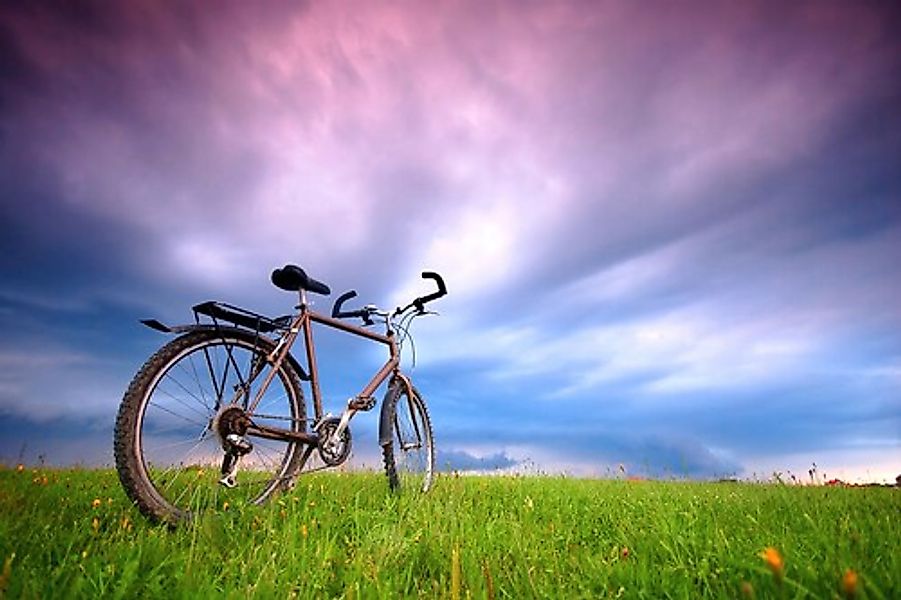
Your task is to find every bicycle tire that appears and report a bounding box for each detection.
[382,382,435,493]
[114,328,306,524]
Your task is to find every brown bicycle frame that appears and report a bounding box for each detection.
[242,291,405,446]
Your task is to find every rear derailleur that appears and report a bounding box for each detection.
[215,405,253,488]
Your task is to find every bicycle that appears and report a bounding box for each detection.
[114,265,446,524]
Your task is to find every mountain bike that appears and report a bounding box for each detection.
[114,265,446,524]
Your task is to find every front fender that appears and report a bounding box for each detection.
[378,379,399,447]
[379,375,415,447]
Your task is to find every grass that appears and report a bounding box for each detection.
[0,466,898,598]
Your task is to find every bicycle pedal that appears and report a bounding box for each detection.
[348,396,375,411]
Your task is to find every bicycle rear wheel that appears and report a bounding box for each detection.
[382,381,435,493]
[114,328,306,524]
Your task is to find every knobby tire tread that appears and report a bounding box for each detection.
[381,384,435,493]
[114,329,305,525]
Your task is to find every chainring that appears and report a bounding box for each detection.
[316,417,352,467]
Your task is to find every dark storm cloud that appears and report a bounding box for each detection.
[437,420,741,478]
[466,4,901,322]
[0,414,112,466]
[437,450,519,473]
[1,1,466,304]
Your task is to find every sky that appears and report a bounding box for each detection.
[1,1,899,482]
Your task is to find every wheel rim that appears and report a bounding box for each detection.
[136,335,302,515]
[392,390,434,492]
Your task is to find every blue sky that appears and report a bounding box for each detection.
[1,1,899,481]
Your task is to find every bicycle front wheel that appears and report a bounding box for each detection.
[114,328,306,524]
[382,381,435,493]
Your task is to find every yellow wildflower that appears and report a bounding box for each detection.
[92,498,102,509]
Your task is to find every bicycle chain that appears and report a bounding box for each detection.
[249,413,312,424]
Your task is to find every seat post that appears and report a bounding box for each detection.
[298,289,308,309]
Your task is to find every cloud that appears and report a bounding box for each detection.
[436,425,742,478]
[1,1,899,479]
[4,3,898,307]
[437,449,519,473]
[0,414,113,466]
[0,348,127,423]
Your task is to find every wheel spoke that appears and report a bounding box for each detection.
[120,331,306,523]
[384,386,434,493]
[186,354,213,412]
[145,434,212,454]
[147,400,208,429]
[154,437,211,491]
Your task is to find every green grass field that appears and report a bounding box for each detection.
[0,466,897,598]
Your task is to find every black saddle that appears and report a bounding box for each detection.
[271,265,331,295]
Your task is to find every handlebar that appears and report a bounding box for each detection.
[330,272,447,324]
[410,271,447,312]
[331,290,372,323]
[331,290,358,318]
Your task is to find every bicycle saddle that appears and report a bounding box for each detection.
[271,265,331,295]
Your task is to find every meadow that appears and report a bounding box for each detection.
[0,466,897,598]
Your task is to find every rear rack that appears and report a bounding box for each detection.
[192,301,289,334]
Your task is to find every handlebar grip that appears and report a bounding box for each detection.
[422,271,447,296]
[331,290,358,318]
[413,271,447,310]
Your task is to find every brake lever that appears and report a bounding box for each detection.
[394,303,412,317]
[362,304,378,326]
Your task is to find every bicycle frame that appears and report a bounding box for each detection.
[117,266,442,523]
[243,289,407,448]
